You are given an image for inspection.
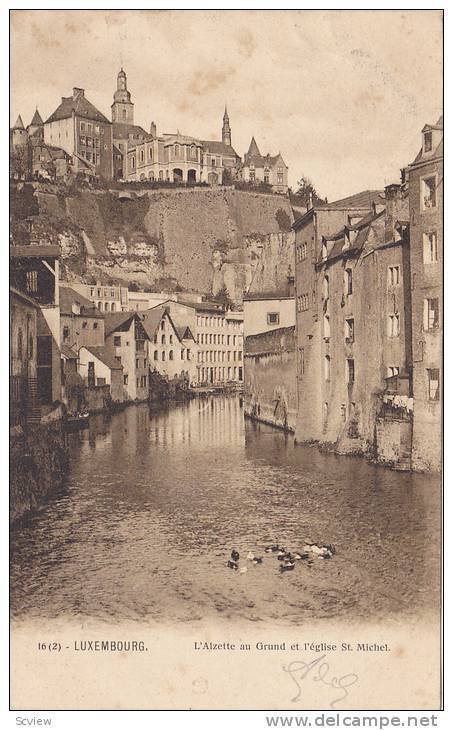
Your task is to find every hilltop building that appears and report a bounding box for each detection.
[240,136,288,194]
[43,87,113,179]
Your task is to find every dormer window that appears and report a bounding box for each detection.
[424,131,433,153]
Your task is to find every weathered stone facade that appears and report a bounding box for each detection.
[244,326,296,431]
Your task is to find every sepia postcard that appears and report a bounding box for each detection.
[9,8,443,713]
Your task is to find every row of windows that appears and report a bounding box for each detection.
[152,349,191,362]
[79,150,100,164]
[79,122,101,135]
[90,287,119,299]
[197,333,240,345]
[79,136,100,148]
[198,366,243,382]
[198,350,242,363]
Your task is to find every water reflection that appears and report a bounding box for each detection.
[10,396,440,625]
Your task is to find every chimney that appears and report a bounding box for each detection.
[73,87,85,101]
[150,121,157,138]
[384,184,402,243]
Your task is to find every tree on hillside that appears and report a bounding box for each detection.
[212,284,233,310]
[293,175,326,208]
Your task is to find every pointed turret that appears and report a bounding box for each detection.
[30,108,43,126]
[13,115,25,130]
[222,105,231,147]
[27,108,44,138]
[247,136,260,158]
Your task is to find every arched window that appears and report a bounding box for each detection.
[162,351,166,361]
[190,144,196,159]
[174,143,180,157]
[154,350,158,360]
[149,171,154,181]
[169,334,173,344]
[169,350,174,361]
[148,146,153,161]
[122,108,127,120]
[111,303,116,312]
[161,334,166,345]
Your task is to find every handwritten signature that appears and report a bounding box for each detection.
[282,655,358,707]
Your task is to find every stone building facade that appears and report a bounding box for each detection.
[407,117,443,472]
[44,87,113,179]
[240,137,289,194]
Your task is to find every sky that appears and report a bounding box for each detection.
[10,10,443,201]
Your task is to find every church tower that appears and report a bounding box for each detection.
[111,68,134,125]
[222,106,231,147]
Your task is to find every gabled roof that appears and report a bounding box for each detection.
[29,109,43,127]
[175,325,195,342]
[59,286,103,317]
[46,93,110,125]
[104,311,138,337]
[81,345,123,370]
[202,139,239,157]
[10,286,41,309]
[140,305,182,342]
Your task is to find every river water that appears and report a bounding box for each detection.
[10,396,440,626]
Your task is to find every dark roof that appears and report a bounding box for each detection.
[201,140,239,157]
[140,306,182,342]
[10,286,41,309]
[46,93,110,125]
[184,300,225,313]
[104,311,138,337]
[321,190,384,210]
[411,138,443,166]
[60,344,78,360]
[243,292,294,302]
[10,244,60,259]
[247,136,261,157]
[29,109,43,126]
[82,345,123,370]
[59,286,103,317]
[175,325,195,342]
[112,122,150,140]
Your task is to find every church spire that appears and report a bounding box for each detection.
[222,105,231,147]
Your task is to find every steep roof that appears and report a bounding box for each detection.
[59,286,103,317]
[29,109,43,126]
[46,93,110,125]
[10,244,60,259]
[13,115,25,130]
[104,311,137,337]
[60,344,78,360]
[247,136,261,157]
[112,122,150,140]
[82,345,123,370]
[140,305,182,342]
[202,140,239,157]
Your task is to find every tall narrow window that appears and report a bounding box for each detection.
[422,176,437,209]
[388,266,400,286]
[424,131,433,153]
[324,355,331,381]
[345,317,354,343]
[423,232,438,263]
[346,358,355,384]
[344,268,353,295]
[423,298,439,330]
[323,275,329,299]
[427,368,440,401]
[323,314,330,339]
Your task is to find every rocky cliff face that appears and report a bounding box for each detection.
[11,183,294,303]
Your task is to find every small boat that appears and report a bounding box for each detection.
[65,412,90,431]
